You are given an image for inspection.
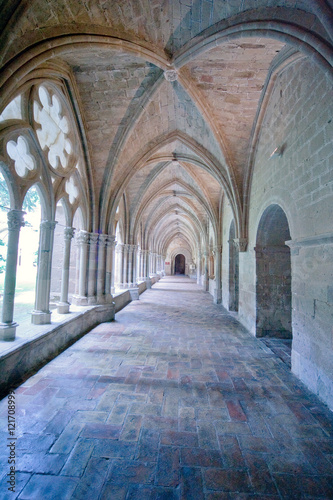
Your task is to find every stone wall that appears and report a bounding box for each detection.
[240,58,333,409]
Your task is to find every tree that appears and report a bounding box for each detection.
[0,174,40,273]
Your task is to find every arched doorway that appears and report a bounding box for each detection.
[229,220,239,311]
[256,205,292,338]
[175,254,185,274]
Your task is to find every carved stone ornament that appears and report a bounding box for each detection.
[7,210,25,231]
[234,238,248,252]
[164,70,178,82]
[64,227,75,240]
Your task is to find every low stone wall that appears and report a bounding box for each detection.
[0,276,161,399]
[0,304,115,399]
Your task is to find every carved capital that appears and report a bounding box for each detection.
[89,233,99,245]
[234,238,248,252]
[40,220,57,232]
[77,230,89,245]
[106,235,116,247]
[64,227,75,240]
[98,234,108,246]
[7,210,25,231]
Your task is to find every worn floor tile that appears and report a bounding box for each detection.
[1,276,333,499]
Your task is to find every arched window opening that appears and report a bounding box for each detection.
[175,254,185,275]
[50,200,67,306]
[256,205,292,340]
[16,185,41,318]
[71,207,84,298]
[229,220,239,312]
[0,172,10,290]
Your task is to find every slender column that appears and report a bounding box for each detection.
[106,235,116,296]
[123,244,129,287]
[203,251,209,291]
[127,245,134,286]
[76,230,89,301]
[87,233,98,303]
[0,210,25,340]
[213,245,222,304]
[197,252,202,285]
[31,220,57,325]
[57,227,75,313]
[132,245,138,285]
[115,243,124,289]
[142,250,147,279]
[96,234,107,301]
[139,249,145,281]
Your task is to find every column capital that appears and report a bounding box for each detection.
[77,230,90,245]
[40,220,57,231]
[106,235,116,247]
[213,245,222,254]
[234,238,248,252]
[64,227,75,240]
[89,233,99,245]
[7,209,25,231]
[98,234,108,246]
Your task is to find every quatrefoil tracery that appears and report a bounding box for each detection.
[34,86,72,171]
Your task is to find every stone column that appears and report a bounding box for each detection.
[106,235,116,296]
[213,245,222,304]
[127,245,134,286]
[132,245,138,285]
[203,251,209,291]
[122,244,129,288]
[87,233,98,304]
[96,234,107,303]
[57,227,75,314]
[137,249,143,281]
[115,243,124,289]
[73,230,89,304]
[197,252,202,285]
[0,210,25,340]
[145,250,152,288]
[31,220,57,325]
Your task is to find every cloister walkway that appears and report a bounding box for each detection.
[1,276,333,499]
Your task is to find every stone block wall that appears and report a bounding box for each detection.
[240,58,333,409]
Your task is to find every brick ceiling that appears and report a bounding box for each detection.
[0,0,326,252]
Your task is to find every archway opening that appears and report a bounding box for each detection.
[175,254,185,275]
[256,204,292,339]
[229,220,239,312]
[16,185,41,317]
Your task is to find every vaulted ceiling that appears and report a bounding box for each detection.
[0,0,331,254]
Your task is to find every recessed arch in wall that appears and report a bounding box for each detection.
[255,204,292,339]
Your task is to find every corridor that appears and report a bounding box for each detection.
[1,276,333,499]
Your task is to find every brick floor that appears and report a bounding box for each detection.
[1,276,333,499]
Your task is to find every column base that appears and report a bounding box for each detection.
[96,294,113,305]
[129,288,139,300]
[145,279,152,289]
[31,311,52,325]
[72,295,88,306]
[57,302,70,314]
[214,289,222,304]
[0,322,18,341]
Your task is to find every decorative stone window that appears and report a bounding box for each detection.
[33,86,72,171]
[6,136,36,177]
[65,176,79,204]
[0,94,22,122]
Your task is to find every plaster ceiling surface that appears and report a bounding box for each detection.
[0,0,327,251]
